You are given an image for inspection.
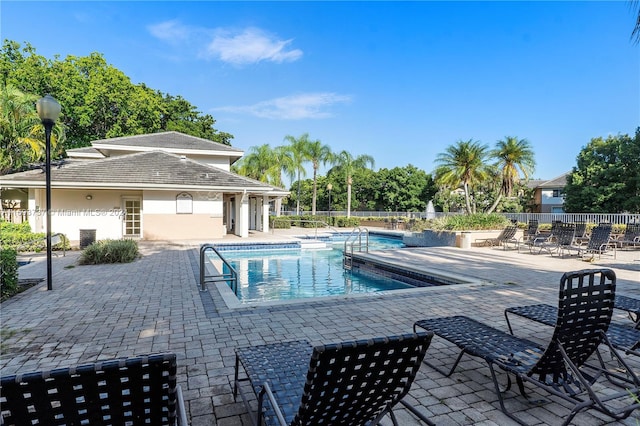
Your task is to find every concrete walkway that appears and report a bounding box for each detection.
[2,229,639,425]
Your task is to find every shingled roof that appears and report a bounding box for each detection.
[91,131,243,155]
[0,151,286,194]
[537,172,568,188]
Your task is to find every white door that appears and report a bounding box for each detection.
[122,198,141,237]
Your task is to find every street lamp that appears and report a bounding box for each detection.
[327,183,332,222]
[36,95,61,291]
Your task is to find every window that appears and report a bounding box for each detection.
[552,189,562,198]
[176,192,193,214]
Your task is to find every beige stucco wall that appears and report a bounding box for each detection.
[143,190,223,215]
[28,189,139,241]
[143,214,224,240]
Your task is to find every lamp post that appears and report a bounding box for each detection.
[36,95,61,291]
[327,183,332,223]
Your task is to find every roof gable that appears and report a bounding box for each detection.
[90,131,243,155]
[0,151,285,193]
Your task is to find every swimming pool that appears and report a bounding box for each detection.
[213,235,413,304]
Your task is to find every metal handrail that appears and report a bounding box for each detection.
[200,244,238,295]
[343,227,369,270]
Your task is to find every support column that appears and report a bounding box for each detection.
[262,195,270,233]
[239,191,249,238]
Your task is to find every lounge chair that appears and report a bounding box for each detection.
[614,223,640,249]
[576,224,616,260]
[519,219,539,244]
[233,332,434,426]
[574,221,588,244]
[475,224,518,250]
[537,222,576,256]
[505,297,640,357]
[0,353,188,425]
[616,294,640,328]
[522,220,562,253]
[414,269,640,425]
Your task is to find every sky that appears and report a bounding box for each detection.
[2,1,639,182]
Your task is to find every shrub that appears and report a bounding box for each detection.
[79,239,139,265]
[0,221,69,252]
[430,213,510,231]
[0,248,19,297]
[271,217,292,229]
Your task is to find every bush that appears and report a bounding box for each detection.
[271,217,292,229]
[79,239,139,265]
[0,221,69,252]
[0,248,19,297]
[430,213,510,231]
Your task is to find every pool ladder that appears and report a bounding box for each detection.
[343,227,369,271]
[200,244,238,295]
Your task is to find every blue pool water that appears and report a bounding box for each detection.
[218,235,412,303]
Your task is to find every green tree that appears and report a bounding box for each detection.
[434,139,490,214]
[329,150,375,217]
[373,165,436,211]
[0,84,64,173]
[1,40,233,150]
[485,136,536,213]
[632,0,640,44]
[306,139,332,215]
[283,133,312,215]
[564,130,640,213]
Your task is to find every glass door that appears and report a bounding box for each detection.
[123,198,141,237]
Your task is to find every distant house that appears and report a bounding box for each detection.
[528,172,568,213]
[0,132,289,242]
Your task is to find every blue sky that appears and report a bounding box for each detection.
[3,1,638,181]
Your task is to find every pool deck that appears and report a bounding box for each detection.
[3,227,640,425]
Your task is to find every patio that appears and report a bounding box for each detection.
[1,230,639,425]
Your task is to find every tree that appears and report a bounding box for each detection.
[1,40,233,151]
[0,84,64,173]
[485,136,536,213]
[564,130,640,213]
[434,139,490,214]
[329,150,375,217]
[306,139,332,215]
[283,133,312,215]
[370,166,436,212]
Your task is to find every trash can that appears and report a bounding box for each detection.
[79,229,96,249]
[460,232,472,249]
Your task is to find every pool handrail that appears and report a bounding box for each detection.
[200,244,238,294]
[343,227,369,270]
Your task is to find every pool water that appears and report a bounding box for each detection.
[219,235,412,303]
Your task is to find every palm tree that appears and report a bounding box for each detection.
[0,85,63,174]
[306,140,332,215]
[486,136,536,213]
[329,150,375,217]
[283,133,312,215]
[434,139,489,214]
[232,144,292,216]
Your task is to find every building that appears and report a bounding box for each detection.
[530,172,568,213]
[0,132,289,242]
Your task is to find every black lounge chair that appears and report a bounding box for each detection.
[522,220,562,253]
[614,223,640,249]
[0,353,188,426]
[233,332,434,426]
[537,222,577,256]
[505,300,640,357]
[576,224,616,260]
[475,224,518,250]
[519,219,539,244]
[414,269,640,425]
[616,294,640,328]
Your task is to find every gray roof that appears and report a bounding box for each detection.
[91,131,243,154]
[66,147,105,158]
[537,172,568,188]
[0,151,286,194]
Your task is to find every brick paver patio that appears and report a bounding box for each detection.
[2,229,639,425]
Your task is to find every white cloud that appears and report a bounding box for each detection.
[147,22,302,66]
[215,93,352,120]
[147,20,192,44]
[206,27,303,65]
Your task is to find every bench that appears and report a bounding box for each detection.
[0,353,189,425]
